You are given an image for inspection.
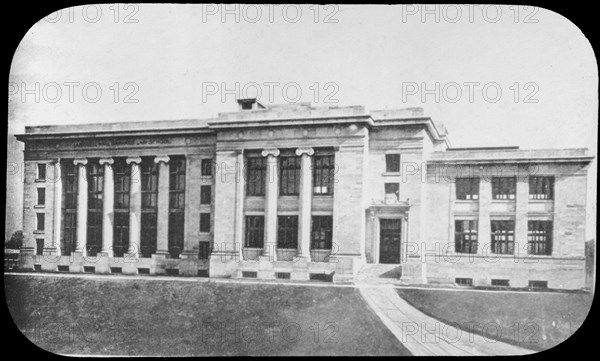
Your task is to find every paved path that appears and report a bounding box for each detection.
[357,284,536,356]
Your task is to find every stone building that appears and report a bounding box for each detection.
[14,99,593,288]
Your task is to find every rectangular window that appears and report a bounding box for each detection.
[491,279,510,287]
[313,151,335,195]
[528,221,553,255]
[311,216,333,250]
[37,188,46,206]
[140,158,158,257]
[277,215,298,249]
[245,216,264,248]
[385,154,401,173]
[87,161,103,256]
[384,183,400,201]
[455,220,478,254]
[61,160,77,256]
[200,185,211,205]
[36,238,44,256]
[455,278,473,286]
[36,213,45,231]
[492,177,516,200]
[491,220,515,255]
[528,280,548,289]
[246,156,266,197]
[279,154,301,196]
[113,159,130,257]
[169,156,186,258]
[456,178,479,200]
[201,158,213,176]
[200,213,211,233]
[37,163,46,181]
[529,176,554,200]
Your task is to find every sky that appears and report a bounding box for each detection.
[8,4,597,151]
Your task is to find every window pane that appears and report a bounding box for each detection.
[385,154,401,173]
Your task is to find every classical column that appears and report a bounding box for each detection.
[100,158,114,256]
[262,148,280,260]
[296,147,314,261]
[155,156,170,256]
[74,158,88,255]
[52,159,62,256]
[127,157,142,256]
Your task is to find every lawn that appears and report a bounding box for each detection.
[5,274,410,356]
[395,287,593,351]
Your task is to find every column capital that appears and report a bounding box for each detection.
[73,158,88,166]
[99,158,114,165]
[154,155,170,164]
[261,148,280,157]
[295,147,315,156]
[126,156,143,165]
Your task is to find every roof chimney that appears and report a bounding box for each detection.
[237,98,266,111]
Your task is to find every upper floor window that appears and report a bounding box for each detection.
[492,177,516,200]
[200,185,211,205]
[491,220,515,254]
[36,163,46,181]
[201,158,213,176]
[200,213,211,233]
[384,183,400,201]
[313,151,335,195]
[36,213,45,231]
[246,156,266,197]
[37,188,46,206]
[385,154,401,173]
[529,176,554,200]
[456,178,479,200]
[455,220,478,254]
[528,221,552,255]
[279,153,301,196]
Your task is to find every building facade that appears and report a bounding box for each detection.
[14,100,594,288]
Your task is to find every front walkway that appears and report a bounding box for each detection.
[357,284,536,356]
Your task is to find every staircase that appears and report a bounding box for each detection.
[355,263,403,284]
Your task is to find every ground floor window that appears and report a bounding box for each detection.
[311,216,333,250]
[528,220,552,255]
[491,220,515,254]
[277,215,298,249]
[455,220,478,254]
[245,216,264,248]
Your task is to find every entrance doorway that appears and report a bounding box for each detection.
[379,218,401,264]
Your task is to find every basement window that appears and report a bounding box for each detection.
[242,271,257,278]
[58,265,69,272]
[455,278,473,286]
[198,270,209,277]
[528,280,548,289]
[166,269,179,276]
[138,268,150,274]
[309,273,333,282]
[491,279,510,287]
[110,267,122,274]
[84,266,95,273]
[276,272,291,280]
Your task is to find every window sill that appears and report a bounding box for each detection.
[491,199,516,203]
[33,230,45,234]
[455,199,478,203]
[34,205,45,209]
[528,199,554,203]
[34,179,46,183]
[381,172,401,177]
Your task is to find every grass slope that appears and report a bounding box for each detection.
[5,275,410,356]
[396,288,593,351]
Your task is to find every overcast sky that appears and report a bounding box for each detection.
[8,4,598,151]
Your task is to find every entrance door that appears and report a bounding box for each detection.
[379,218,401,264]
